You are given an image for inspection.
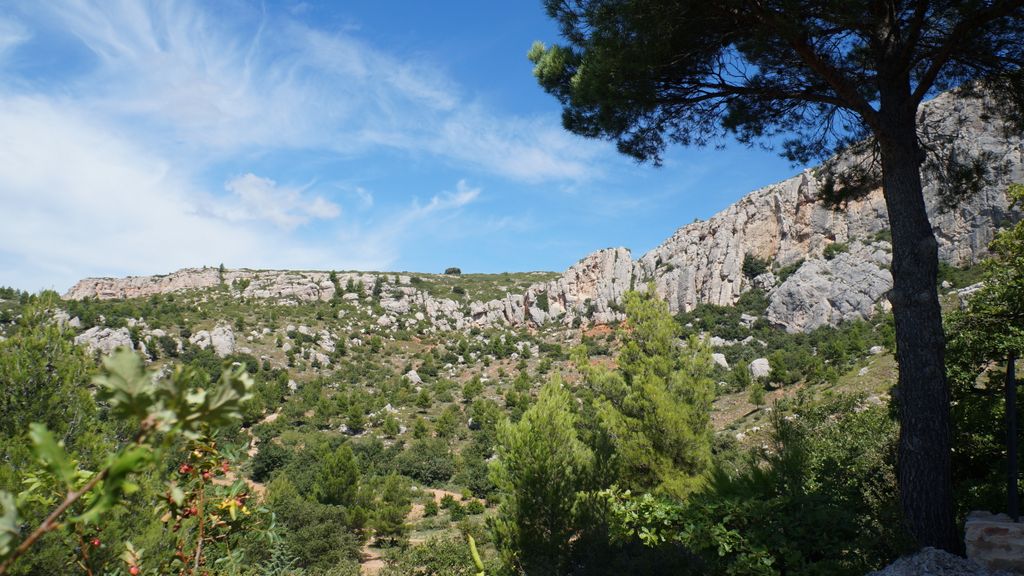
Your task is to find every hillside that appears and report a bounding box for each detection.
[3,89,1020,576]
[65,92,1022,336]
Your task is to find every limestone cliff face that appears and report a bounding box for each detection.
[633,90,1022,330]
[64,92,1022,333]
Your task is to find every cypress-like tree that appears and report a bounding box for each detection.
[491,377,594,576]
[599,291,714,497]
[314,444,359,507]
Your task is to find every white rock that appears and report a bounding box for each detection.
[210,324,235,357]
[712,353,730,370]
[190,330,212,350]
[749,358,771,380]
[75,327,133,356]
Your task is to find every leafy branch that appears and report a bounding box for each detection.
[0,349,252,574]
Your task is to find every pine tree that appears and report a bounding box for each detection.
[490,377,594,576]
[530,1,1024,550]
[596,290,714,497]
[314,444,359,507]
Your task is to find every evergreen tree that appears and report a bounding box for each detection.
[597,291,714,497]
[314,444,359,507]
[491,377,594,576]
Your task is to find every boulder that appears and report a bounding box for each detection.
[189,330,212,350]
[712,353,730,370]
[75,327,133,356]
[210,324,235,357]
[868,547,1012,576]
[749,358,771,380]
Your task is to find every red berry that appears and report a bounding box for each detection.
[129,566,140,575]
[178,463,193,474]
[202,471,211,480]
[90,538,101,547]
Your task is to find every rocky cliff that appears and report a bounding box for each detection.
[65,91,1023,333]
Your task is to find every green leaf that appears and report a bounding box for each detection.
[28,423,76,487]
[93,350,155,421]
[169,484,186,507]
[0,491,20,558]
[73,447,151,524]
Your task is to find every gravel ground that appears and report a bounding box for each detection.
[868,548,1015,576]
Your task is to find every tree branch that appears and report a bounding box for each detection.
[746,1,883,131]
[0,469,109,575]
[911,0,1024,105]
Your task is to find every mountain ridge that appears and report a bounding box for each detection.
[64,91,1023,333]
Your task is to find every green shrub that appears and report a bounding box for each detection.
[823,242,850,260]
[424,499,439,517]
[742,253,771,279]
[394,438,455,485]
[380,536,497,576]
[536,291,550,313]
[466,500,486,515]
[449,502,467,521]
[775,259,805,283]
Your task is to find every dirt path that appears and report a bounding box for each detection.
[359,545,386,576]
[359,488,477,575]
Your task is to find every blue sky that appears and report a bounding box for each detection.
[0,0,803,292]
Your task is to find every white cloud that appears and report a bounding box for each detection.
[354,186,374,209]
[19,0,602,181]
[0,95,375,291]
[0,1,622,289]
[409,179,480,218]
[217,173,341,230]
[334,180,483,266]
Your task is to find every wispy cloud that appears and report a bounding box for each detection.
[0,17,30,59]
[214,173,341,230]
[0,94,373,291]
[17,0,596,179]
[353,186,374,209]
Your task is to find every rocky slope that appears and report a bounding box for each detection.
[65,91,1022,333]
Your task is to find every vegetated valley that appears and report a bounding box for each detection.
[1,93,1022,576]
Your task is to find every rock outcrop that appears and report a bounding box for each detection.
[189,324,235,357]
[636,91,1021,320]
[766,241,894,332]
[74,327,133,356]
[867,547,1013,576]
[63,92,1022,333]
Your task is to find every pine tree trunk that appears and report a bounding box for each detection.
[877,100,959,553]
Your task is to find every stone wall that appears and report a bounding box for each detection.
[965,511,1024,574]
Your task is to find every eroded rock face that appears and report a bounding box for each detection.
[188,324,235,357]
[210,324,235,357]
[75,327,132,356]
[653,94,1014,316]
[766,241,893,333]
